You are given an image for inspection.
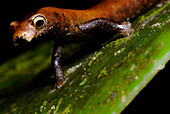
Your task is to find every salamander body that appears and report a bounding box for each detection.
[10,0,160,89]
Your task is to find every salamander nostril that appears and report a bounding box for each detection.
[10,21,19,31]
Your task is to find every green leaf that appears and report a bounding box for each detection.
[0,3,170,113]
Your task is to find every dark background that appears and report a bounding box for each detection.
[3,0,170,113]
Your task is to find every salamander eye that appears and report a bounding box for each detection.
[32,15,47,29]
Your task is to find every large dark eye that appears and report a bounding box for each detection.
[32,15,47,29]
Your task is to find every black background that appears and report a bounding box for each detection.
[3,0,170,113]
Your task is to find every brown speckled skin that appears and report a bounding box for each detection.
[37,0,158,41]
[11,0,159,43]
[10,0,160,89]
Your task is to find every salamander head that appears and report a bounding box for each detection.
[10,12,49,45]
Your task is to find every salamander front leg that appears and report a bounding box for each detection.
[52,45,67,89]
[78,18,133,37]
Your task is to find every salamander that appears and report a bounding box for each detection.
[10,0,160,89]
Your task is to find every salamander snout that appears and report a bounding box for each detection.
[10,21,36,45]
[10,14,48,45]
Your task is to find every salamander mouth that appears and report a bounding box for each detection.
[13,37,29,46]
